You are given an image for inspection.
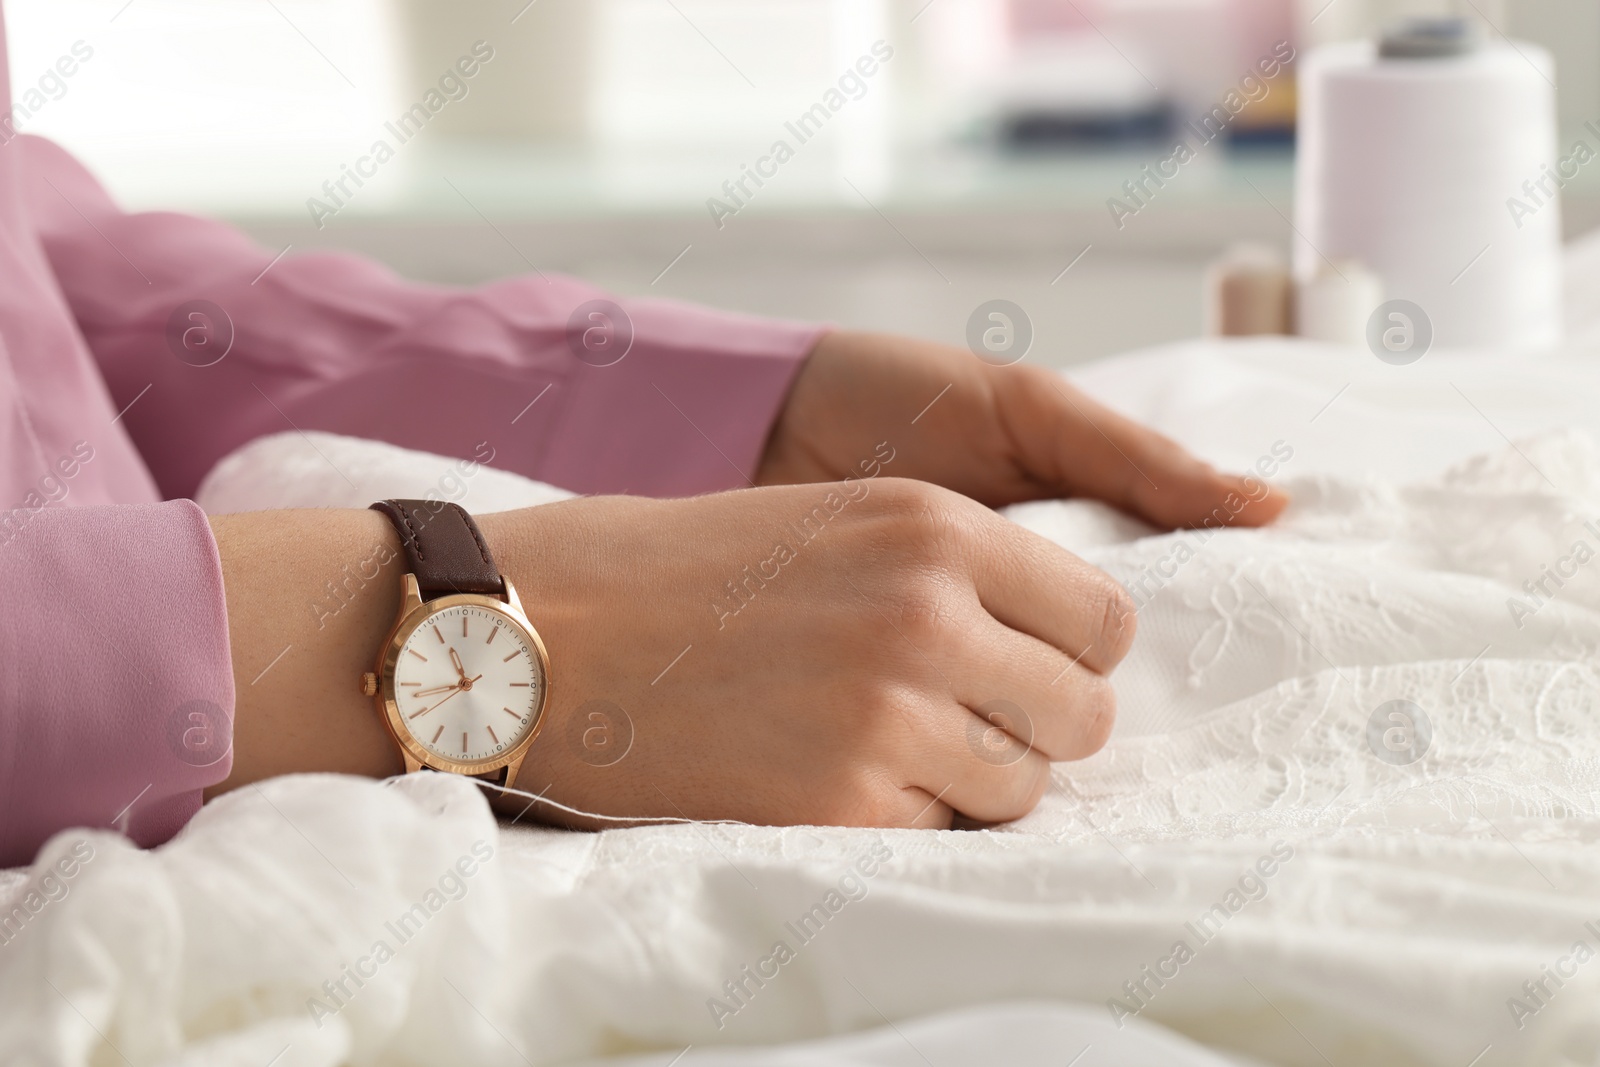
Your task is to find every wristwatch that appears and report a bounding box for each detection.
[361,499,550,786]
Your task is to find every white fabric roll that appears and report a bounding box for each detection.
[1293,38,1562,350]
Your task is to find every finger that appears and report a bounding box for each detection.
[886,785,956,830]
[898,697,1054,824]
[1000,368,1291,530]
[957,615,1116,761]
[953,506,1136,676]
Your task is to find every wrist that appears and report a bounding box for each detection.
[206,508,406,796]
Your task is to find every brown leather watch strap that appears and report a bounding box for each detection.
[370,499,504,600]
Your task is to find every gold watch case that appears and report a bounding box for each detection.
[367,573,551,782]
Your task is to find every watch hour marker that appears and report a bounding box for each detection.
[431,725,444,744]
[502,650,521,662]
[487,625,499,645]
[463,617,469,638]
[462,731,469,754]
[486,725,499,744]
[503,707,520,718]
[433,625,445,644]
[408,649,427,662]
[509,682,530,687]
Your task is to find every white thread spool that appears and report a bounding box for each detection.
[1296,260,1384,344]
[1293,18,1562,351]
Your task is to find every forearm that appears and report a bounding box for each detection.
[25,133,822,501]
[207,508,407,796]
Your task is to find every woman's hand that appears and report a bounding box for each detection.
[480,478,1132,829]
[214,482,1133,829]
[759,330,1288,529]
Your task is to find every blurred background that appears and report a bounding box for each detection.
[10,0,1598,366]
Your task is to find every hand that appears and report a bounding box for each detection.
[477,477,1134,830]
[213,479,1128,829]
[758,330,1288,528]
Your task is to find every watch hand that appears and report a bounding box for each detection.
[412,683,461,698]
[409,685,465,720]
[449,647,467,681]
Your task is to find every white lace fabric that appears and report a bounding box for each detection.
[1052,432,1600,824]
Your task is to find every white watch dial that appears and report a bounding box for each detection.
[392,604,544,764]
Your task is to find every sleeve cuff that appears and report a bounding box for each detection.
[0,500,233,865]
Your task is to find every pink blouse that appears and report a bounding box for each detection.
[0,39,822,863]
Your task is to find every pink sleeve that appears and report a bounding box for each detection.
[0,501,233,867]
[19,134,827,500]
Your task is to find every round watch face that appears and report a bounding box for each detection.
[389,603,545,765]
